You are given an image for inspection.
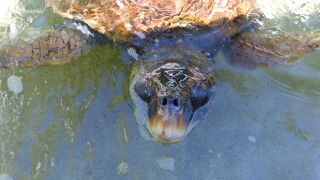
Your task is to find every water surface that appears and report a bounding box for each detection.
[0,0,320,179]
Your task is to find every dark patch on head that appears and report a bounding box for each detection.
[159,68,190,88]
[191,86,213,110]
[134,82,155,103]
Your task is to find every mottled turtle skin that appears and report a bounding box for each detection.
[2,0,319,143]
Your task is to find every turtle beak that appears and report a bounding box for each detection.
[148,96,193,144]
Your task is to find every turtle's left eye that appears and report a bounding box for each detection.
[134,82,155,103]
[191,86,212,110]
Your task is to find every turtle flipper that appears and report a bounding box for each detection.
[225,28,320,68]
[0,24,99,68]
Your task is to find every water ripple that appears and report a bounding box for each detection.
[264,68,320,106]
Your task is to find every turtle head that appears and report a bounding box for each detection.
[131,58,216,144]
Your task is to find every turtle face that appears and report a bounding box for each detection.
[131,59,215,144]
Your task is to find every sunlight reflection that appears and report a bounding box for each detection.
[257,0,320,19]
[0,0,18,17]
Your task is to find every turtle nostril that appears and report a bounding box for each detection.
[161,97,167,106]
[173,98,179,107]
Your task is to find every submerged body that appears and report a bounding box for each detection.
[1,0,319,143]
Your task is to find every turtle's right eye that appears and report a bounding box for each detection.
[134,82,155,103]
[190,86,212,110]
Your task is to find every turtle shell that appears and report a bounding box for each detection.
[46,0,257,37]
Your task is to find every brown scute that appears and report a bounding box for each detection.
[1,28,93,68]
[46,0,257,36]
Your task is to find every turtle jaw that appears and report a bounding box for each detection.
[148,97,193,144]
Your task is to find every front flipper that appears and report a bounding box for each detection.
[0,26,96,68]
[225,28,320,68]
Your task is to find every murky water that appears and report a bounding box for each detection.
[0,0,320,179]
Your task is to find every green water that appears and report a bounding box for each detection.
[0,0,320,179]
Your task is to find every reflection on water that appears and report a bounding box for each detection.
[0,0,320,179]
[257,0,320,19]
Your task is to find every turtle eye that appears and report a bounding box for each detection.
[191,86,212,110]
[134,82,155,103]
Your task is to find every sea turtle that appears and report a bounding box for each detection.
[1,0,319,143]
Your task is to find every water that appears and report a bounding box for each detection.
[0,0,320,179]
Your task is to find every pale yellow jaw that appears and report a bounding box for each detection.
[148,110,187,144]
